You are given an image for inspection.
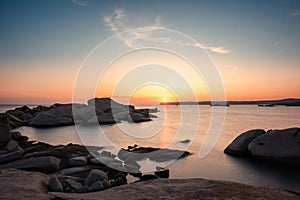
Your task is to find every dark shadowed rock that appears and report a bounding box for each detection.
[84,169,108,186]
[180,139,191,144]
[64,179,90,193]
[0,156,61,173]
[154,169,170,178]
[29,111,73,127]
[68,156,87,167]
[48,176,63,192]
[102,180,111,189]
[224,129,266,156]
[4,140,24,152]
[88,98,131,114]
[0,151,23,164]
[128,112,151,123]
[248,127,300,165]
[0,113,11,144]
[89,181,104,191]
[139,174,158,181]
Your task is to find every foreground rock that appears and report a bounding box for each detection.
[0,169,50,200]
[1,169,298,200]
[0,156,61,173]
[0,113,11,144]
[225,127,300,165]
[0,129,191,194]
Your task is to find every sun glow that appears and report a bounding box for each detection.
[162,97,168,103]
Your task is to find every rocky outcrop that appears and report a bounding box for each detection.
[5,98,158,128]
[87,98,133,114]
[224,129,266,156]
[225,128,300,165]
[0,129,193,194]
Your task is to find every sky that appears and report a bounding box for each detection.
[0,0,300,104]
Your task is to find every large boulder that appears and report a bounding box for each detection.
[84,169,108,186]
[87,98,132,114]
[48,176,64,192]
[0,156,61,173]
[68,156,87,167]
[248,127,300,165]
[29,111,73,127]
[224,129,266,156]
[4,140,24,152]
[0,151,23,164]
[0,113,11,144]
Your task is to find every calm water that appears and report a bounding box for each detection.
[2,105,300,192]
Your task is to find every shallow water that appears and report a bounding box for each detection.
[3,105,300,192]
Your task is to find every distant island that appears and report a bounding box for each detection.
[160,98,300,106]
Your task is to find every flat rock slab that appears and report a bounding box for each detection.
[0,156,61,173]
[0,169,50,200]
[0,169,298,200]
[52,178,299,200]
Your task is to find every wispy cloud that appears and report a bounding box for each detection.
[72,0,87,7]
[291,9,300,17]
[103,9,166,48]
[198,44,230,54]
[103,8,230,54]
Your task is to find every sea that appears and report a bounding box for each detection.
[1,104,300,192]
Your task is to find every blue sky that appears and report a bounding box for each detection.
[0,0,300,103]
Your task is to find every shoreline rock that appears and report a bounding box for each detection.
[224,127,300,166]
[0,127,191,194]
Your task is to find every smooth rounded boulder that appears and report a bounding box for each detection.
[248,127,300,165]
[224,129,266,156]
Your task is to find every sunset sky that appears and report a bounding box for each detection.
[1,0,300,104]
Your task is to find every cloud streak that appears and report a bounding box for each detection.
[103,9,230,54]
[291,9,300,17]
[72,0,87,7]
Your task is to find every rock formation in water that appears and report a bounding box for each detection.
[224,127,300,165]
[5,97,159,128]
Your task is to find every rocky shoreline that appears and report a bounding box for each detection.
[0,111,193,195]
[0,169,299,200]
[1,98,299,199]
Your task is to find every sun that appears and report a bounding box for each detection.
[162,97,168,103]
